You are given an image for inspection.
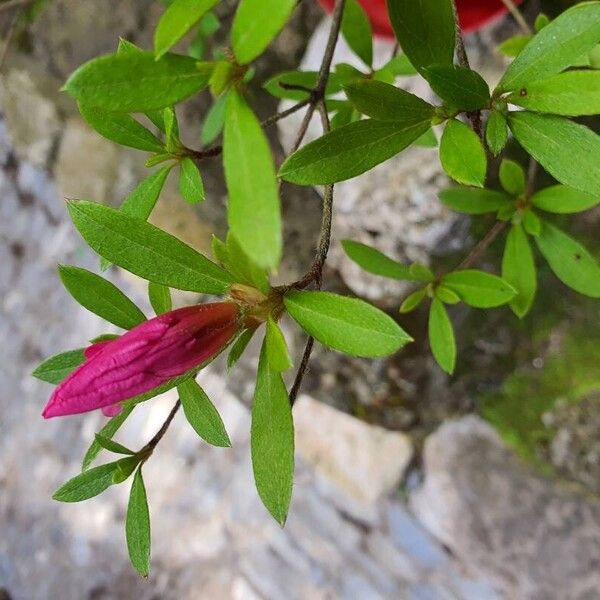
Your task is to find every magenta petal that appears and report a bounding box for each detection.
[101,403,123,417]
[42,303,240,418]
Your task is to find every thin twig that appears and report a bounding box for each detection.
[143,400,181,454]
[499,0,533,35]
[288,0,345,406]
[457,220,508,270]
[525,157,538,199]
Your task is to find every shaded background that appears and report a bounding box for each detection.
[1,1,599,598]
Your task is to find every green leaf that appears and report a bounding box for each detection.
[201,93,227,145]
[121,166,172,221]
[342,240,433,281]
[82,405,136,471]
[497,35,531,58]
[227,328,255,369]
[33,348,85,384]
[251,343,294,525]
[535,220,600,298]
[440,119,487,187]
[154,0,220,59]
[387,0,455,73]
[486,111,509,156]
[422,65,490,111]
[53,462,119,502]
[163,107,181,153]
[231,0,296,64]
[428,298,456,375]
[345,79,435,123]
[435,284,460,305]
[112,456,142,484]
[508,112,600,196]
[148,282,172,315]
[443,270,516,308]
[266,317,293,372]
[341,0,373,66]
[499,159,526,196]
[223,90,281,269]
[67,201,233,294]
[415,128,438,148]
[64,51,213,112]
[89,333,120,344]
[279,118,430,185]
[101,166,173,271]
[126,469,151,577]
[497,2,600,92]
[178,157,205,203]
[225,233,270,294]
[94,434,135,456]
[502,223,537,318]
[531,185,599,214]
[378,53,417,77]
[399,288,427,313]
[58,265,146,330]
[535,13,551,31]
[438,187,512,215]
[78,104,164,152]
[178,379,231,447]
[284,290,412,358]
[522,210,541,237]
[507,71,600,116]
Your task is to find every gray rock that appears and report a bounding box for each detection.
[410,416,600,600]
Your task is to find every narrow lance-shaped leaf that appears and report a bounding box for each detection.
[443,270,516,308]
[58,265,146,330]
[508,112,600,197]
[68,201,234,294]
[345,79,435,123]
[440,120,487,188]
[64,52,213,112]
[126,468,151,577]
[438,187,512,215]
[499,159,526,196]
[33,348,85,384]
[148,282,172,315]
[279,118,430,185]
[428,298,456,375]
[251,343,294,525]
[179,157,205,203]
[386,0,456,73]
[284,290,413,358]
[341,0,373,66]
[502,223,537,318]
[227,328,255,370]
[508,71,600,117]
[535,220,600,298]
[78,104,164,152]
[82,404,136,471]
[231,0,296,64]
[265,317,293,372]
[178,378,231,447]
[94,434,135,456]
[53,462,119,503]
[224,90,281,269]
[486,111,509,156]
[342,240,433,281]
[531,185,599,214]
[154,0,220,59]
[497,2,600,93]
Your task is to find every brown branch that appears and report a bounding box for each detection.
[288,0,345,406]
[499,0,533,35]
[456,220,508,270]
[0,0,27,13]
[142,400,181,456]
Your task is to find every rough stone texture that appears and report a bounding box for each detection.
[411,416,600,600]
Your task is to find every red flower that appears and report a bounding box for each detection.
[42,303,241,418]
[318,0,524,37]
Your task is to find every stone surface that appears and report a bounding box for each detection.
[411,416,600,600]
[295,394,413,521]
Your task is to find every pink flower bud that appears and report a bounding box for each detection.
[42,302,241,418]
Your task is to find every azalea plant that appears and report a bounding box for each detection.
[30,0,600,576]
